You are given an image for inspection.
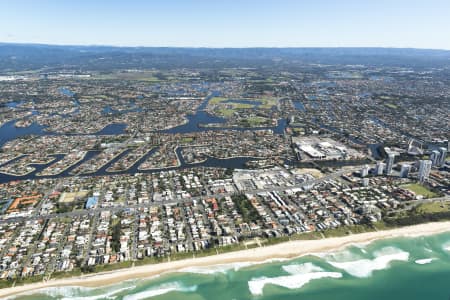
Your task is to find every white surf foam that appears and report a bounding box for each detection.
[123,282,197,300]
[415,258,434,265]
[6,286,93,300]
[316,249,363,261]
[326,247,409,278]
[442,241,450,251]
[248,262,342,296]
[180,262,254,274]
[61,285,136,300]
[180,258,288,275]
[282,262,324,274]
[248,272,342,295]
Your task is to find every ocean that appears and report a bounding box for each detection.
[10,231,450,300]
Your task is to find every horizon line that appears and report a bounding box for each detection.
[1,41,450,52]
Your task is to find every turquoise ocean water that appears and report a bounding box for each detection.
[10,231,450,300]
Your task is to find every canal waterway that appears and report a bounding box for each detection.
[0,93,279,183]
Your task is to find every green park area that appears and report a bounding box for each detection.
[401,183,438,198]
[208,96,228,104]
[415,201,449,214]
[93,72,161,82]
[259,97,278,108]
[239,116,271,127]
[181,137,194,143]
[216,108,235,118]
[209,96,277,118]
[209,96,277,109]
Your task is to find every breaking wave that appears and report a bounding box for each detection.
[7,285,136,300]
[415,258,434,265]
[442,241,450,252]
[62,285,136,300]
[179,258,288,275]
[324,246,409,278]
[123,282,197,300]
[315,248,364,261]
[248,262,342,295]
[281,262,324,274]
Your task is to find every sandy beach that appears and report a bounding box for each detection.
[2,221,450,298]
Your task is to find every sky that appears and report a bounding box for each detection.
[0,0,449,49]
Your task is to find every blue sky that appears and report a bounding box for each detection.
[0,0,449,49]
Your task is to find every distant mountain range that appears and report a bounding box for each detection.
[1,43,450,72]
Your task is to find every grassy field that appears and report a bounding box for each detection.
[210,97,254,117]
[92,72,161,82]
[246,116,269,126]
[209,96,277,110]
[208,97,228,104]
[217,108,235,117]
[233,103,254,109]
[401,183,438,198]
[181,137,194,143]
[416,201,450,214]
[259,97,278,109]
[215,106,257,117]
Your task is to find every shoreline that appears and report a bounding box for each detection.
[2,221,450,298]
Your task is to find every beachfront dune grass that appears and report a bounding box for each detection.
[385,204,450,227]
